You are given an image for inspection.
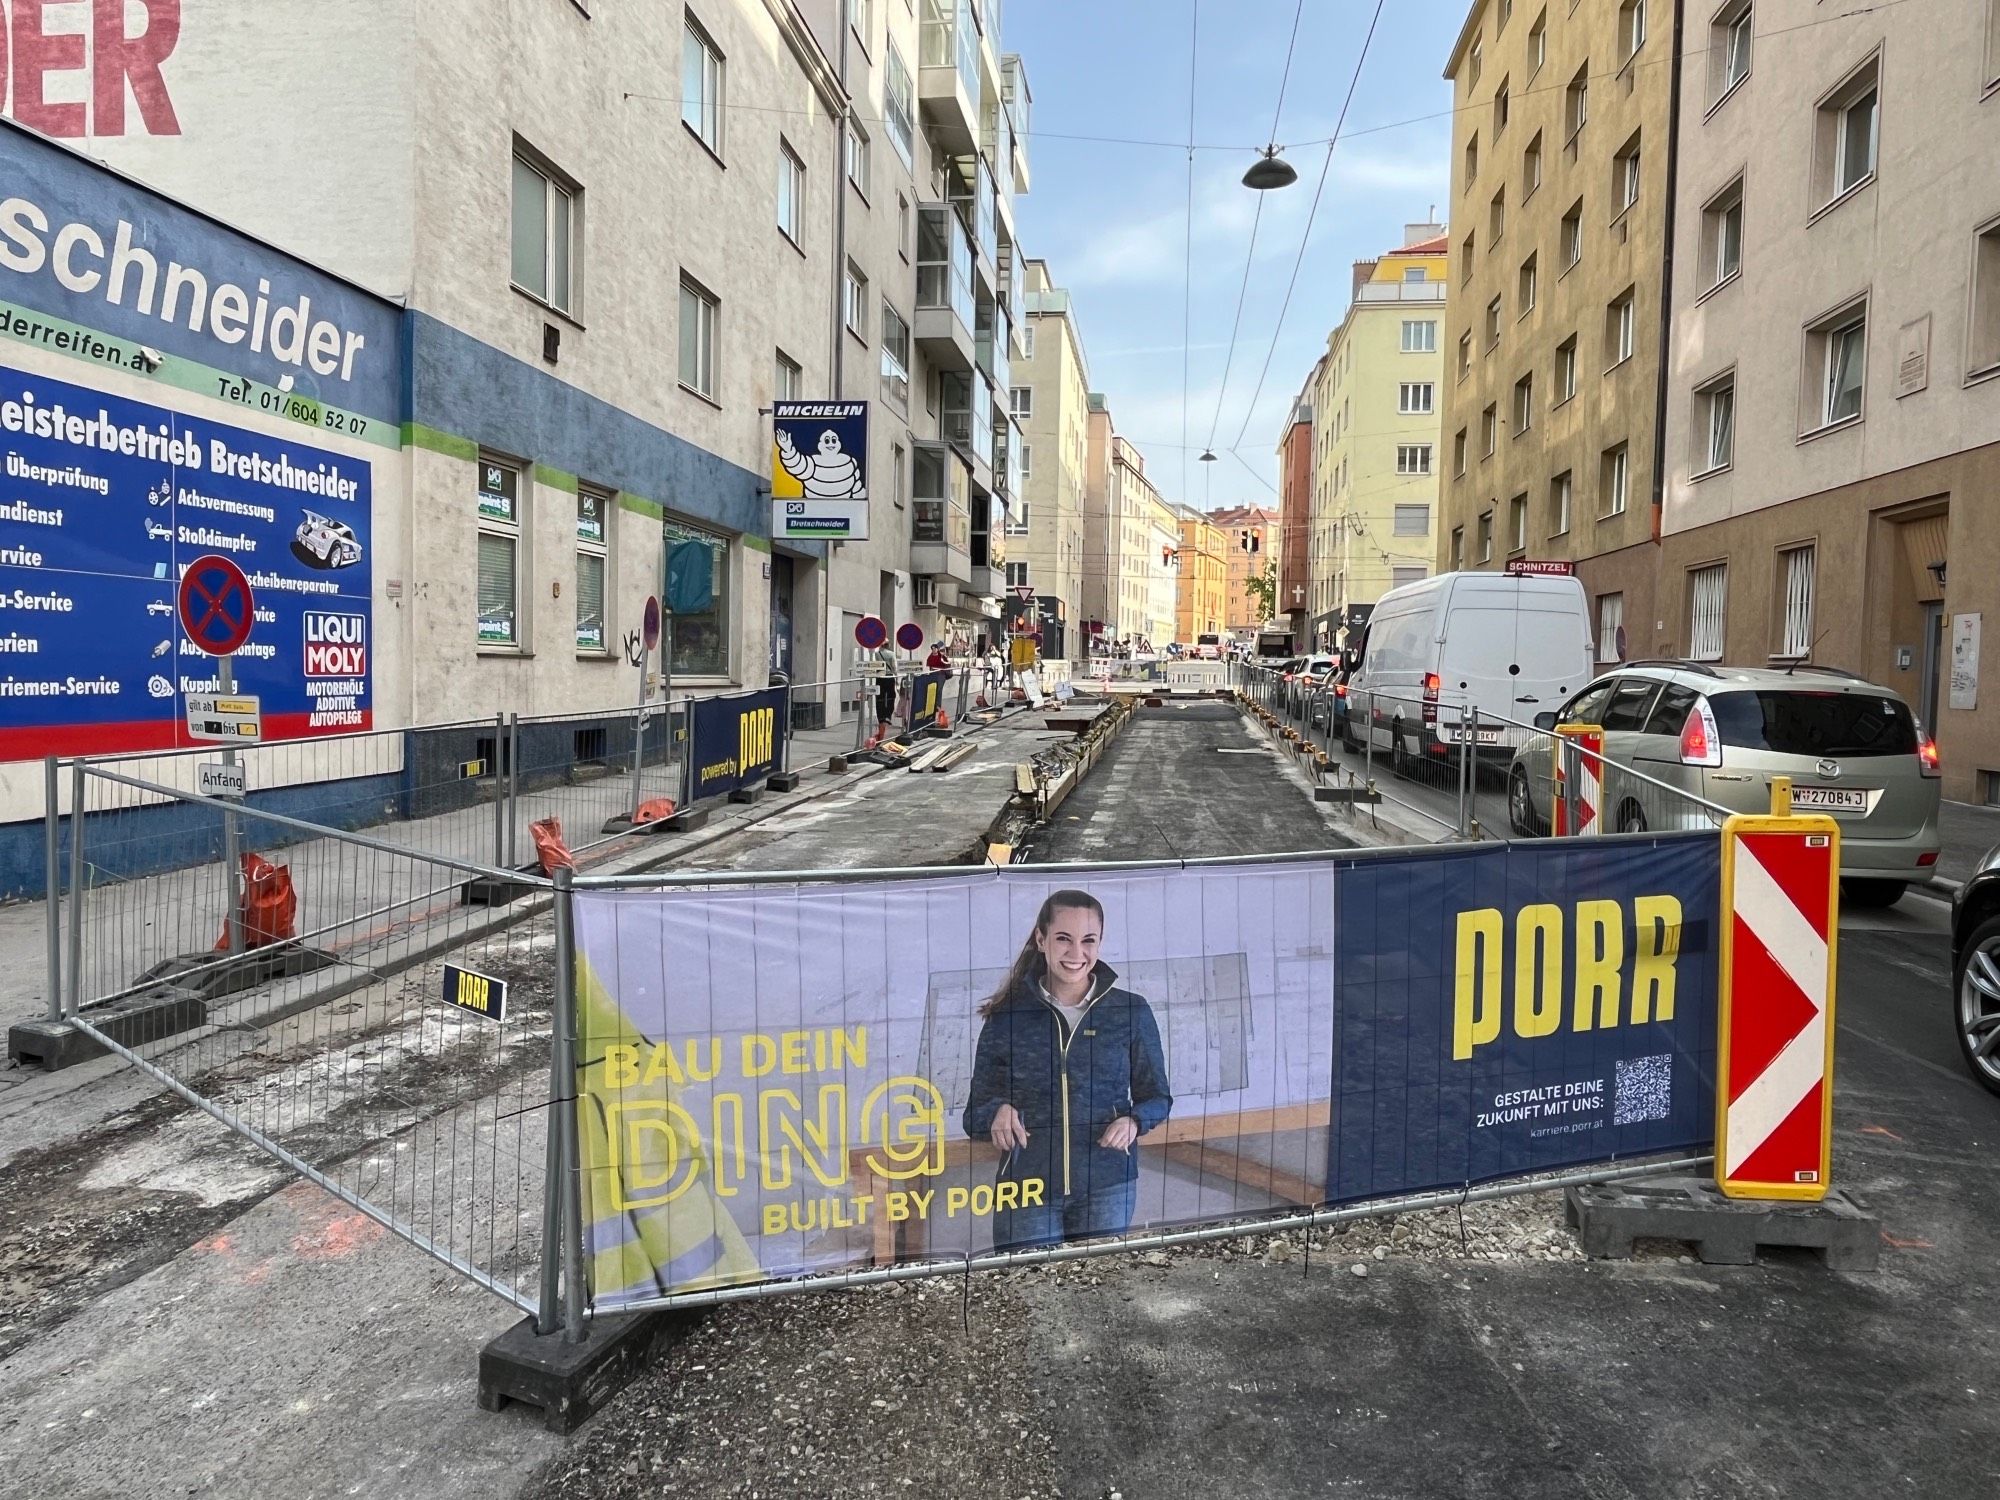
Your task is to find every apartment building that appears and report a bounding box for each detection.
[1654,0,2000,799]
[1210,505,1283,635]
[1175,506,1230,645]
[1438,0,1672,653]
[1145,493,1182,648]
[1082,401,1170,650]
[25,0,1032,729]
[1277,382,1318,648]
[1011,258,1092,658]
[1304,226,1449,650]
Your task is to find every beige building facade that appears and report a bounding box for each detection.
[1175,506,1229,644]
[1011,259,1091,657]
[1654,0,2000,800]
[1439,0,1672,660]
[1211,505,1282,635]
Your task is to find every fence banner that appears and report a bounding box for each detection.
[573,863,1339,1306]
[905,670,950,733]
[685,687,787,803]
[1330,834,1719,1202]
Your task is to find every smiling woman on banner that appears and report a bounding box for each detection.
[963,890,1172,1250]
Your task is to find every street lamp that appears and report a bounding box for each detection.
[1242,147,1298,191]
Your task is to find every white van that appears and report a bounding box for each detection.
[1342,572,1595,775]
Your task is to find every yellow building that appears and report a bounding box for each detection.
[1174,505,1227,644]
[1306,224,1449,649]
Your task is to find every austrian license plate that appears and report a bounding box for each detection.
[1790,786,1868,812]
[1444,726,1505,745]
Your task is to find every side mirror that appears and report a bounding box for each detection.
[1533,712,1558,732]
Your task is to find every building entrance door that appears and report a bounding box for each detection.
[1921,601,1945,729]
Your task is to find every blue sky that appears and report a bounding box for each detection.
[1004,0,1463,510]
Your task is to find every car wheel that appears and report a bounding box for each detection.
[1617,802,1647,834]
[1842,880,1907,910]
[1508,767,1540,837]
[1955,915,2000,1098]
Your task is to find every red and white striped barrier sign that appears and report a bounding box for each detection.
[1716,815,1840,1200]
[1553,723,1603,837]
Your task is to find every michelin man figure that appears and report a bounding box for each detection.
[776,427,868,501]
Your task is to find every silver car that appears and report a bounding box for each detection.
[1507,662,1942,906]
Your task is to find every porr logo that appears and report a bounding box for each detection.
[1,0,182,138]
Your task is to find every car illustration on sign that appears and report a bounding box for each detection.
[292,511,364,570]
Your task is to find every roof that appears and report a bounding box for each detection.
[1387,235,1450,257]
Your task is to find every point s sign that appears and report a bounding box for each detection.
[1,1,182,138]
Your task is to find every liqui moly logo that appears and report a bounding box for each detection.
[0,1,183,136]
[303,611,365,676]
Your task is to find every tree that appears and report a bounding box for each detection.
[1244,560,1279,624]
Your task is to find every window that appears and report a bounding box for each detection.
[1555,334,1578,402]
[1010,385,1033,418]
[1478,510,1494,562]
[1713,1,1752,102]
[1529,9,1547,76]
[1689,563,1728,661]
[1466,131,1480,185]
[1805,304,1867,429]
[1482,403,1498,456]
[881,300,911,409]
[1402,319,1438,353]
[678,275,718,398]
[775,350,801,399]
[1607,289,1636,366]
[1561,199,1584,271]
[1495,77,1511,136]
[1451,526,1466,570]
[1597,592,1626,663]
[511,152,575,314]
[1989,0,2000,92]
[1399,382,1435,414]
[1813,57,1879,208]
[1404,266,1429,283]
[1470,37,1484,87]
[664,519,731,677]
[1524,131,1543,197]
[576,489,609,653]
[1614,132,1641,215]
[1019,444,1033,480]
[1394,503,1430,535]
[848,0,873,44]
[777,141,805,244]
[1006,498,1029,535]
[477,457,521,647]
[1005,561,1030,588]
[1566,61,1590,138]
[1021,322,1036,358]
[1694,370,1735,473]
[1602,442,1630,515]
[1519,252,1538,314]
[1392,566,1429,590]
[682,18,725,154]
[891,443,906,508]
[1701,177,1744,291]
[1454,428,1469,476]
[846,118,871,198]
[1551,470,1573,535]
[1396,445,1433,476]
[1601,679,1662,733]
[844,262,868,338]
[1486,295,1503,349]
[1778,546,1817,657]
[1462,231,1476,283]
[885,42,916,169]
[1512,372,1534,433]
[1971,217,2000,377]
[1458,330,1473,379]
[1509,494,1528,552]
[1620,0,1647,61]
[1490,186,1506,242]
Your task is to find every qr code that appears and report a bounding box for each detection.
[1613,1054,1673,1126]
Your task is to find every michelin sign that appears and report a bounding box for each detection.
[770,400,868,542]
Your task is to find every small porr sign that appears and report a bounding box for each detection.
[441,962,508,1022]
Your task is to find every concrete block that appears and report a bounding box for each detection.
[727,786,763,806]
[478,1309,700,1435]
[1314,785,1381,804]
[826,756,850,774]
[766,771,803,792]
[462,864,546,906]
[1564,1175,1879,1271]
[8,982,208,1070]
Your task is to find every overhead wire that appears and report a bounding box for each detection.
[1179,0,1200,516]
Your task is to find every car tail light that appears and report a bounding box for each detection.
[1918,733,1941,777]
[1679,698,1722,768]
[1422,672,1440,728]
[1918,850,1939,867]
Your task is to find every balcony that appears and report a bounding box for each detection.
[942,370,995,492]
[977,300,1010,398]
[943,153,998,292]
[993,421,1021,502]
[914,206,976,371]
[911,444,975,584]
[1355,280,1448,303]
[969,493,1006,599]
[920,0,981,156]
[1002,54,1032,193]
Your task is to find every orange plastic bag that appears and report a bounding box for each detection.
[215,853,297,951]
[633,797,677,825]
[531,816,574,874]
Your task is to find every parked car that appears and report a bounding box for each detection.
[1293,653,1339,723]
[1507,661,1941,906]
[1344,572,1596,776]
[1951,854,2000,1097]
[1194,634,1223,660]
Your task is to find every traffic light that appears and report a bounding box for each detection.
[1241,532,1260,553]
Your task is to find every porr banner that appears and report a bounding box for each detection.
[684,687,787,803]
[905,670,949,733]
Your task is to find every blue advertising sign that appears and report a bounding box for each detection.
[0,364,373,757]
[686,687,788,804]
[905,670,949,733]
[770,401,867,504]
[1329,834,1720,1203]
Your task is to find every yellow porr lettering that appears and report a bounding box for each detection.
[1453,908,1505,1061]
[1512,903,1563,1040]
[1631,894,1682,1023]
[1572,900,1624,1032]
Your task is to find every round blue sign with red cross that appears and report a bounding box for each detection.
[895,621,925,652]
[178,554,256,656]
[854,615,888,650]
